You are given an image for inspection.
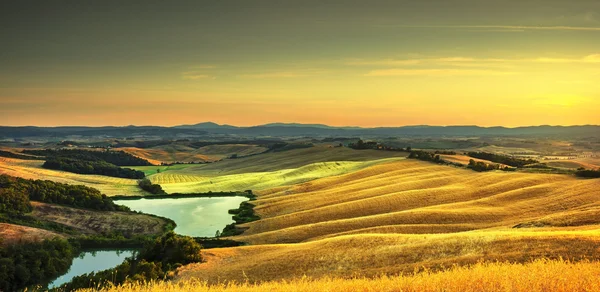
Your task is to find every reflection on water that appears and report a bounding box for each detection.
[48,249,136,289]
[114,196,248,237]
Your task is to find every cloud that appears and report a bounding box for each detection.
[364,68,517,77]
[344,59,421,66]
[583,54,600,63]
[181,73,215,80]
[348,54,600,69]
[190,65,217,69]
[239,69,325,79]
[395,25,600,32]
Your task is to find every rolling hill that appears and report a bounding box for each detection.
[171,159,600,285]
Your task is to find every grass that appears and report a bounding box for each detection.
[0,157,149,196]
[0,223,65,246]
[129,163,194,176]
[234,159,599,244]
[154,158,404,193]
[174,230,600,284]
[83,259,600,292]
[29,202,170,237]
[119,144,268,164]
[165,146,410,177]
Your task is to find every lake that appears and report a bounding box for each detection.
[49,196,248,288]
[114,196,249,237]
[48,249,136,289]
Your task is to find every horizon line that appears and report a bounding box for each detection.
[1,122,599,129]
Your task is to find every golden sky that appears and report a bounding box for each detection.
[1,1,599,127]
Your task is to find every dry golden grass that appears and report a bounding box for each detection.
[120,144,268,164]
[545,158,600,170]
[169,146,409,177]
[176,231,600,284]
[155,158,403,193]
[0,157,148,196]
[235,160,599,244]
[30,202,169,236]
[87,259,600,292]
[0,223,64,246]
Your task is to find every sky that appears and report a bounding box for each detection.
[1,0,599,127]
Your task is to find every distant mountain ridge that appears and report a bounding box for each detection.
[0,123,598,139]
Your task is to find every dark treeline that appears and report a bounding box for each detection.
[348,139,409,152]
[575,169,600,178]
[112,190,254,201]
[408,150,444,164]
[57,232,202,291]
[21,149,148,179]
[21,149,152,166]
[468,159,502,172]
[137,178,166,195]
[0,238,75,292]
[0,150,42,160]
[268,142,314,152]
[0,174,129,212]
[43,157,145,179]
[466,152,538,168]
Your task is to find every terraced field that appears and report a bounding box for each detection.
[0,157,148,196]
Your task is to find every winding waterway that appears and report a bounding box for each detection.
[48,196,248,288]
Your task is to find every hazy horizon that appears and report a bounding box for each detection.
[1,121,599,128]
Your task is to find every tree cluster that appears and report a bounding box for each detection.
[59,232,202,290]
[0,150,41,160]
[408,150,443,164]
[0,238,75,291]
[0,174,128,212]
[22,149,152,166]
[466,152,538,168]
[0,188,32,215]
[575,169,600,178]
[43,157,145,179]
[138,178,166,195]
[468,159,500,172]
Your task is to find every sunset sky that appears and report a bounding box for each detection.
[1,0,599,127]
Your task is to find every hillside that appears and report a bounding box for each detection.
[80,259,600,292]
[120,144,268,164]
[0,157,148,196]
[238,160,599,244]
[0,223,65,246]
[170,159,600,284]
[152,146,409,177]
[155,158,404,193]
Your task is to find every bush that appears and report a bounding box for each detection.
[138,178,166,195]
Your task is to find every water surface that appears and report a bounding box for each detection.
[114,196,248,237]
[49,249,136,289]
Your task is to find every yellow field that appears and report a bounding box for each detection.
[155,158,404,193]
[0,223,65,246]
[234,160,598,244]
[90,259,600,292]
[120,144,268,164]
[544,157,600,170]
[165,146,409,177]
[0,157,148,196]
[158,158,600,286]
